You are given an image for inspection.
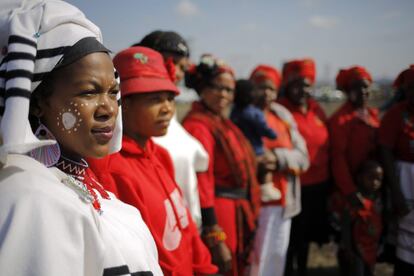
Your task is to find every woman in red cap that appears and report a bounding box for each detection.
[379,66,414,275]
[329,66,380,274]
[278,59,330,276]
[137,30,209,228]
[248,64,309,276]
[88,46,217,276]
[182,54,260,276]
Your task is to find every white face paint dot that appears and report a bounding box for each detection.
[77,112,80,115]
[74,128,77,131]
[62,112,77,130]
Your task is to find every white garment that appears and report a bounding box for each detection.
[154,115,208,227]
[249,206,292,276]
[0,154,163,276]
[396,161,414,265]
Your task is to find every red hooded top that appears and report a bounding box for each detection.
[88,136,217,276]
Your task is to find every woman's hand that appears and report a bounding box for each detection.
[202,224,232,273]
[210,241,232,273]
[257,149,278,183]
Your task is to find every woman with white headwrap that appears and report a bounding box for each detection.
[0,1,162,275]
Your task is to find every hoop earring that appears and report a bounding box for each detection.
[29,123,61,167]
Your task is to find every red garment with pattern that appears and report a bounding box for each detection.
[379,101,414,162]
[279,98,330,186]
[328,102,379,195]
[183,101,260,276]
[88,137,217,276]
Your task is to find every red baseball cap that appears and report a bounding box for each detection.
[113,46,179,97]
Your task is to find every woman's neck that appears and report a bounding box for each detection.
[59,148,83,163]
[124,129,147,148]
[200,100,224,117]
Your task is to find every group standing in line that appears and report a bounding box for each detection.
[0,1,413,276]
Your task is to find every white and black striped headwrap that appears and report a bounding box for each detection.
[0,0,122,163]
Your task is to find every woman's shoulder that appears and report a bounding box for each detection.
[269,102,296,125]
[0,154,96,218]
[183,114,214,136]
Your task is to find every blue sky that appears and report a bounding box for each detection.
[67,0,414,83]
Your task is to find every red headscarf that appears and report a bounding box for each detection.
[282,58,316,85]
[393,65,414,89]
[249,65,281,89]
[335,66,372,92]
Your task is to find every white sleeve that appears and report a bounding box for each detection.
[270,103,310,172]
[193,139,209,173]
[0,172,105,276]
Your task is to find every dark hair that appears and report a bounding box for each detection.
[185,54,233,94]
[357,160,382,177]
[134,30,190,58]
[234,79,255,108]
[29,71,58,130]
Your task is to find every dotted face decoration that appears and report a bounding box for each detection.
[57,102,82,134]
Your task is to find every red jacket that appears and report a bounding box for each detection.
[379,101,414,162]
[328,102,379,195]
[88,136,217,276]
[279,98,330,185]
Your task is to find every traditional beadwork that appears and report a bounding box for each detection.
[62,175,94,204]
[56,156,108,215]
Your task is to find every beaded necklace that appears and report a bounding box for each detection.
[56,156,109,214]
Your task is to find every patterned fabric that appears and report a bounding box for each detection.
[0,154,163,276]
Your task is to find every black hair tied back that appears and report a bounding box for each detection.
[184,54,223,94]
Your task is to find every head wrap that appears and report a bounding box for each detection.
[185,54,234,94]
[335,66,372,92]
[249,65,281,89]
[0,0,122,162]
[282,58,316,85]
[113,46,179,97]
[136,30,190,58]
[393,65,414,90]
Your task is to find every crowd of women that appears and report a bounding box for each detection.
[0,1,413,276]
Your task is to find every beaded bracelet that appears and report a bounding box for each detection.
[202,229,227,248]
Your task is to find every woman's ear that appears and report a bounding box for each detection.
[122,97,130,112]
[30,94,46,118]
